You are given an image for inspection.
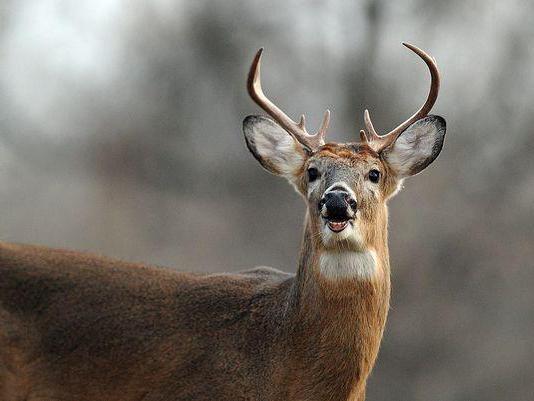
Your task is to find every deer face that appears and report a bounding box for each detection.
[243,114,445,251]
[243,44,446,253]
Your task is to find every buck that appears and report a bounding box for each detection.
[0,43,445,401]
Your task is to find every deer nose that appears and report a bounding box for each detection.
[319,189,357,219]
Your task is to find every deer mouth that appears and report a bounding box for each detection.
[324,218,352,233]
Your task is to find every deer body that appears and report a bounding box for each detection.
[0,43,445,400]
[0,234,388,400]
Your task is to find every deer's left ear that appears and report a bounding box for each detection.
[382,115,446,177]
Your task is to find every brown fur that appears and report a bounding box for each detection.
[0,137,441,400]
[0,229,389,401]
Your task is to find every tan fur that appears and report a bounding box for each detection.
[0,137,440,400]
[239,43,445,399]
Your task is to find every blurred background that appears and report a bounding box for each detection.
[0,0,533,400]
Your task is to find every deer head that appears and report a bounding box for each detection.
[243,43,446,260]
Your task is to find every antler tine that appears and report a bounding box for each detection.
[363,109,379,141]
[247,48,328,150]
[317,109,331,141]
[359,130,368,144]
[298,115,306,130]
[364,42,440,152]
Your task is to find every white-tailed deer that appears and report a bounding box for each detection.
[0,43,445,401]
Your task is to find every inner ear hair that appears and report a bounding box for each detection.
[382,115,446,177]
[243,115,307,179]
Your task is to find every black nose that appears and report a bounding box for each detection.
[319,190,357,219]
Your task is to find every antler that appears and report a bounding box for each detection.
[363,42,440,152]
[247,48,330,151]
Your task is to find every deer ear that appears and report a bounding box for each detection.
[382,115,446,177]
[243,115,307,179]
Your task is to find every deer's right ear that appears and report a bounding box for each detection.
[243,115,307,179]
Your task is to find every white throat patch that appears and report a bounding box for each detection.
[319,250,378,280]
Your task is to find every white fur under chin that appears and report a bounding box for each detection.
[321,216,363,249]
[319,249,378,280]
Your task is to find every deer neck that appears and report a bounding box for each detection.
[295,210,391,294]
[286,211,391,398]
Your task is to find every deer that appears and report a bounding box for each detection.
[0,42,445,401]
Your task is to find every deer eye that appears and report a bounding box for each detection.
[307,167,319,182]
[368,169,380,183]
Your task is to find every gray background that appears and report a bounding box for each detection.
[0,1,533,400]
